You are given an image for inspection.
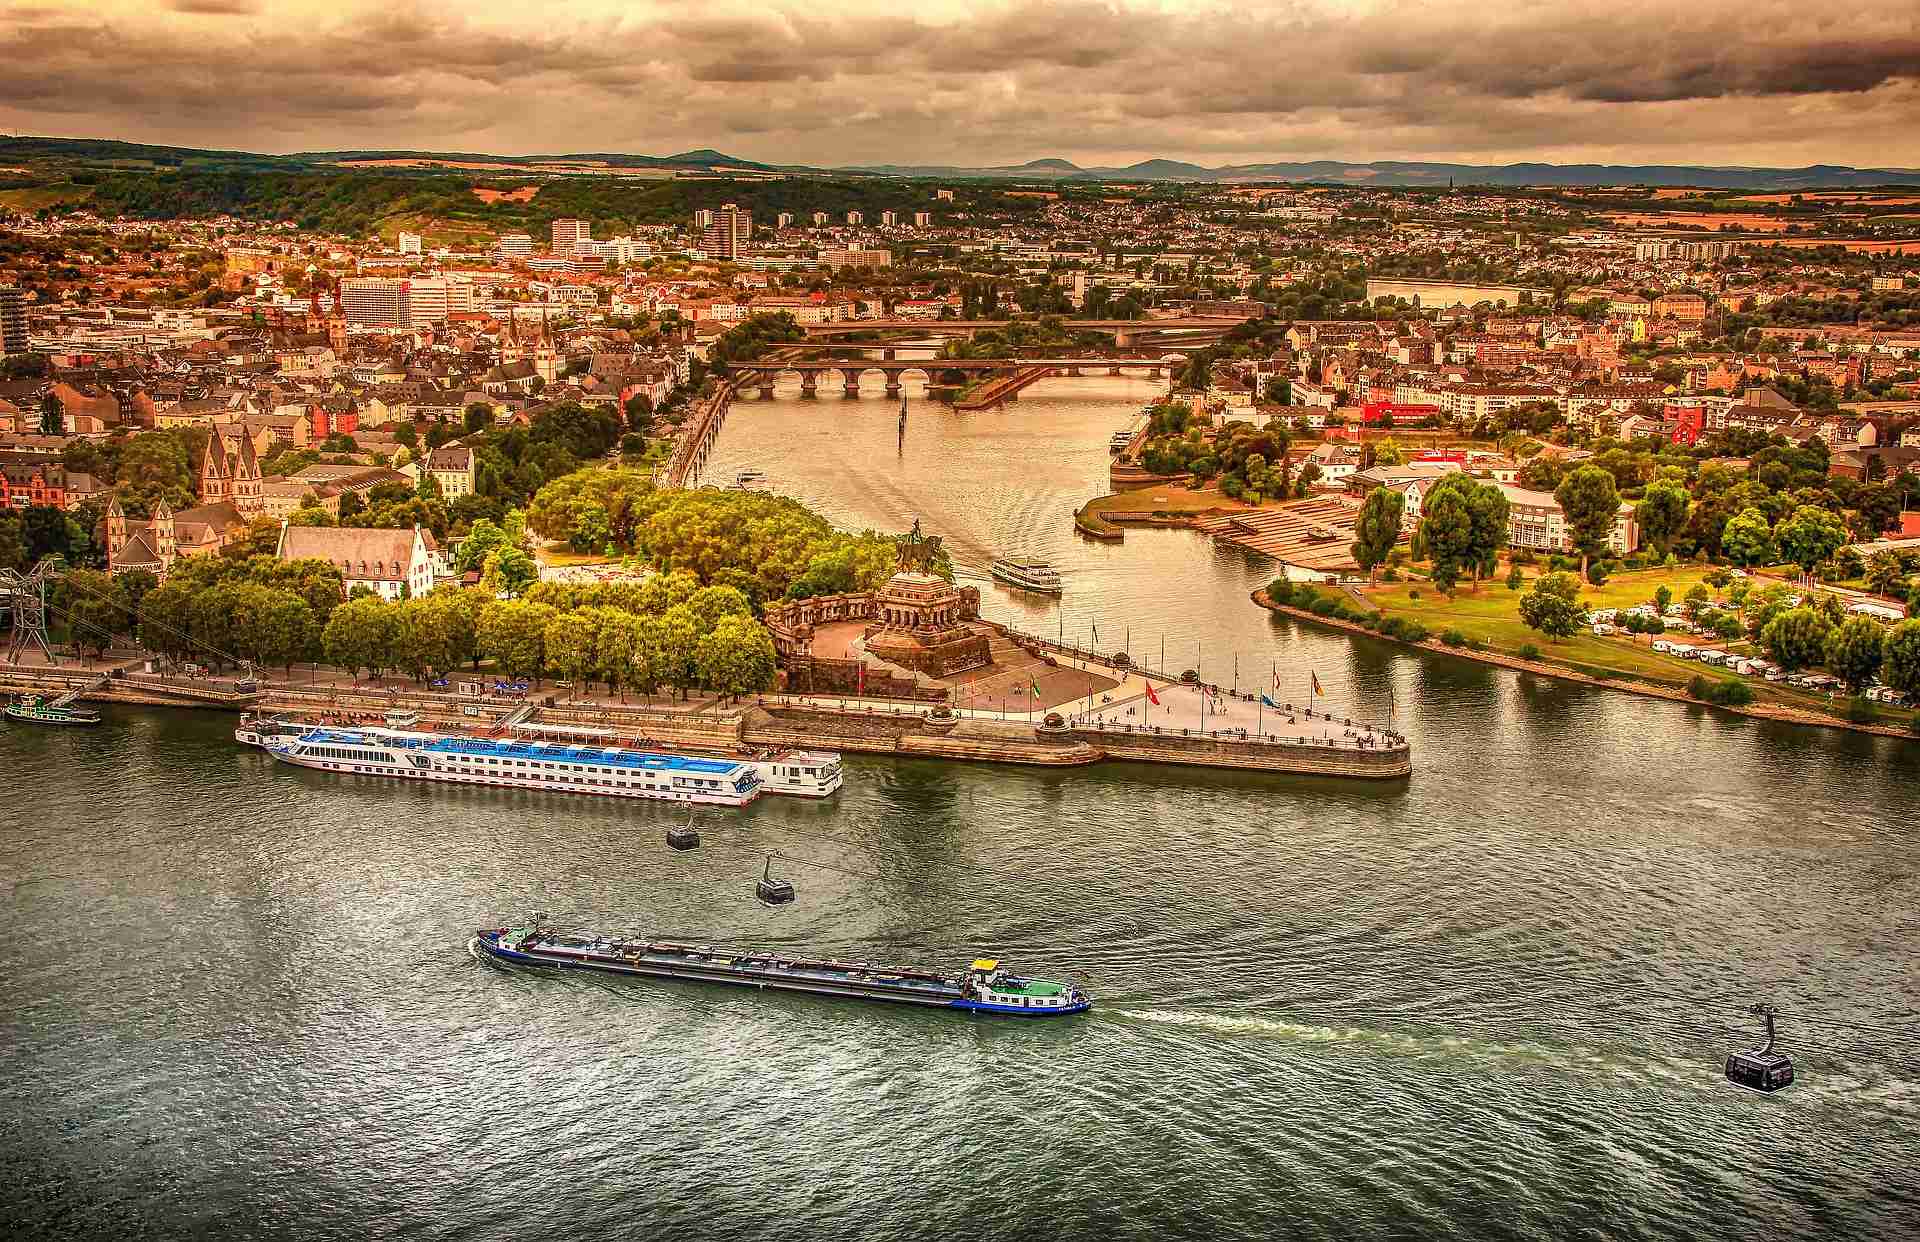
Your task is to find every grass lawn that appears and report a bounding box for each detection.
[1356,565,1918,726]
[535,547,618,568]
[1076,485,1242,534]
[1366,567,1750,686]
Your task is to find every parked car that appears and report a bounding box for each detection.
[1592,622,1617,636]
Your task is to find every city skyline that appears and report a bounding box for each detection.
[4,0,1919,170]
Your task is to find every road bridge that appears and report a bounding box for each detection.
[798,316,1252,348]
[725,357,1173,398]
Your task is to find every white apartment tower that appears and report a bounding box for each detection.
[551,218,592,255]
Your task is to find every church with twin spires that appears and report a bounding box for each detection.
[106,429,266,579]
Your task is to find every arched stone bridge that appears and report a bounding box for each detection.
[726,357,1172,398]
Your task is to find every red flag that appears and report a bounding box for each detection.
[1144,681,1160,706]
[1311,672,1324,696]
[857,663,865,695]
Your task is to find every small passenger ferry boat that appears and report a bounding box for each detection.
[752,749,842,798]
[234,713,310,748]
[266,726,764,805]
[474,924,1092,1018]
[990,558,1064,596]
[4,695,102,726]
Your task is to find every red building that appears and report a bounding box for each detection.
[1662,402,1706,445]
[1,461,68,510]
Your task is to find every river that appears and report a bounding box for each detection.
[4,375,1916,1240]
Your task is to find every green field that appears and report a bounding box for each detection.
[0,183,93,211]
[1355,566,1914,725]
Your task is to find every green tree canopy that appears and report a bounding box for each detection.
[1824,615,1886,693]
[1518,571,1588,642]
[1553,465,1620,574]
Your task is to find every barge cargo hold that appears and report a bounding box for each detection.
[474,926,1092,1017]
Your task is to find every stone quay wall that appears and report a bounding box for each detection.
[1073,723,1412,778]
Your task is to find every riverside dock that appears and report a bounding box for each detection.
[0,651,1411,781]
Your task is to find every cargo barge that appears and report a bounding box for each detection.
[473,924,1093,1017]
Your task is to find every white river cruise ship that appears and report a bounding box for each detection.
[267,726,776,805]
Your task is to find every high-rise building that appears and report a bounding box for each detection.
[402,278,450,327]
[700,203,752,259]
[397,231,423,256]
[337,278,408,327]
[881,211,898,227]
[812,212,830,226]
[776,212,795,229]
[913,212,932,228]
[846,211,863,226]
[551,218,592,255]
[0,285,27,356]
[693,208,715,229]
[496,233,534,261]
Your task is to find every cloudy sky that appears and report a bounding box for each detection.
[4,0,1918,169]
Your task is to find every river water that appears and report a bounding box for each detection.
[5,376,1917,1240]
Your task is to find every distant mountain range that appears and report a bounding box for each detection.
[847,157,1920,190]
[5,134,1919,190]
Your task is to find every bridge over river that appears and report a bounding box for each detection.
[725,356,1175,398]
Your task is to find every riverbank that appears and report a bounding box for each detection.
[1252,588,1920,740]
[0,659,1411,779]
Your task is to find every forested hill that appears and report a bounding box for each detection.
[41,171,1038,236]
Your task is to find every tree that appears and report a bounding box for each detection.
[1420,483,1474,595]
[464,403,494,436]
[1825,616,1886,693]
[481,546,538,598]
[39,390,63,437]
[623,392,654,433]
[1776,505,1847,578]
[589,608,644,699]
[1464,479,1510,586]
[60,568,124,659]
[1372,438,1407,467]
[253,590,316,673]
[1636,479,1690,558]
[1880,619,1920,695]
[1518,572,1587,641]
[476,600,554,681]
[1864,550,1908,599]
[543,609,596,685]
[1720,507,1778,568]
[1553,465,1620,576]
[321,594,394,680]
[696,614,777,698]
[1761,607,1833,671]
[1653,585,1672,616]
[1349,487,1404,584]
[137,583,197,665]
[654,605,701,698]
[455,518,512,574]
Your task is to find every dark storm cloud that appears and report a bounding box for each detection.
[1,1,1917,166]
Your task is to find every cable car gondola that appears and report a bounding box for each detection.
[665,816,701,852]
[1726,1004,1794,1093]
[755,854,796,906]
